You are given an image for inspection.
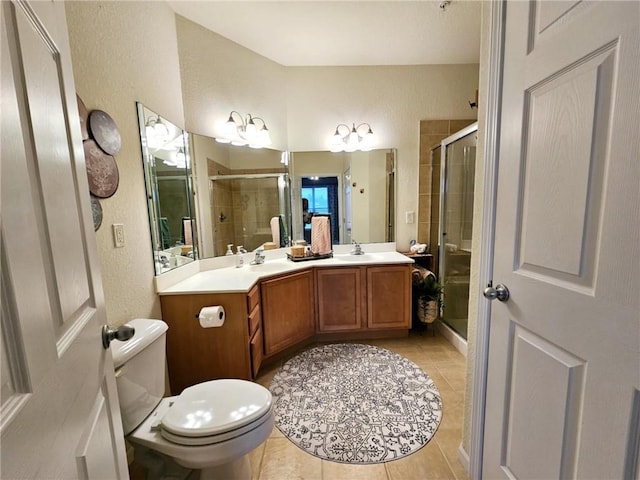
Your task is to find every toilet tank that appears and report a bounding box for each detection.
[111,318,168,435]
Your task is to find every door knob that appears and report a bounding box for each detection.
[483,283,510,302]
[102,324,135,349]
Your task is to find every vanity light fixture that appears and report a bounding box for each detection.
[216,111,272,148]
[145,116,169,147]
[162,146,189,169]
[330,123,374,153]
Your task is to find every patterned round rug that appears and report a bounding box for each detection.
[269,343,443,464]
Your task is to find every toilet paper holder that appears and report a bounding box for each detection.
[195,305,226,328]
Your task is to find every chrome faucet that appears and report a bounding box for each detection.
[351,240,364,255]
[250,249,266,265]
[158,254,170,268]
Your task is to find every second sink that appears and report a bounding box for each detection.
[333,253,384,262]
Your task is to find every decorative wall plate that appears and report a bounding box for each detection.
[91,195,103,231]
[84,139,119,198]
[76,94,89,140]
[89,109,122,155]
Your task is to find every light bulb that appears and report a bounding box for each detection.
[224,114,237,137]
[175,147,185,164]
[245,116,257,139]
[259,126,272,146]
[346,125,359,152]
[153,117,169,139]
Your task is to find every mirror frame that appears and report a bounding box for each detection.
[137,102,198,275]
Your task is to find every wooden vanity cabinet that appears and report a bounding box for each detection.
[261,270,315,357]
[316,264,411,332]
[160,288,259,395]
[316,267,363,332]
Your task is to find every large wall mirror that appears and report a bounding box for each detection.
[190,136,395,260]
[290,149,395,246]
[137,103,197,275]
[190,134,291,258]
[138,121,396,270]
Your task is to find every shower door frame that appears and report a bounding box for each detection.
[438,121,478,340]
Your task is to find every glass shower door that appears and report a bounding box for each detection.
[439,123,477,340]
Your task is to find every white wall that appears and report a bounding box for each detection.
[175,16,288,150]
[65,1,185,326]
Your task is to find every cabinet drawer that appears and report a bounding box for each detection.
[250,327,264,378]
[247,284,260,313]
[248,305,261,338]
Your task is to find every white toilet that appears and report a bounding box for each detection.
[111,318,274,480]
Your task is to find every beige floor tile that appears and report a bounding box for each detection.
[259,438,322,480]
[435,365,467,392]
[249,442,266,480]
[322,460,389,480]
[268,424,285,439]
[385,441,455,480]
[434,429,470,480]
[439,396,465,433]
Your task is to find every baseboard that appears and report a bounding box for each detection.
[438,322,467,357]
[458,442,470,474]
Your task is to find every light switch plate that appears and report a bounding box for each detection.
[405,211,415,224]
[112,223,125,248]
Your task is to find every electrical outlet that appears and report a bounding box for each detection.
[113,223,125,248]
[405,211,415,224]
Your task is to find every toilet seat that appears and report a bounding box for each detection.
[159,379,272,447]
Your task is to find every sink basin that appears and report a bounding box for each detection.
[247,262,286,273]
[333,253,384,262]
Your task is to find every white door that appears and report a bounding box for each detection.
[483,1,639,479]
[1,1,128,478]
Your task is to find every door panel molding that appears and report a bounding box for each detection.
[501,324,585,479]
[515,43,617,292]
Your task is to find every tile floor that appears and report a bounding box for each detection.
[131,330,469,480]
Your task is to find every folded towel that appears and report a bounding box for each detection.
[278,215,287,247]
[159,217,171,249]
[410,243,428,254]
[412,266,436,285]
[270,217,280,247]
[311,216,332,255]
[182,217,193,246]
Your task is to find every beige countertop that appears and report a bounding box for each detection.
[156,247,413,295]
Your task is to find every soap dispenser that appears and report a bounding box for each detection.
[225,244,234,256]
[235,245,246,268]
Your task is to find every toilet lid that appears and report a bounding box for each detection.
[161,379,272,438]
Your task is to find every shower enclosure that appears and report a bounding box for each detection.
[438,122,477,340]
[209,173,291,255]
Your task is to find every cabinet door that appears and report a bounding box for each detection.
[366,265,411,329]
[261,270,315,356]
[316,267,363,332]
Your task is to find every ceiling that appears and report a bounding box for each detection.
[167,1,482,66]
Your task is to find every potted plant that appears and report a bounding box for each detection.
[414,273,442,324]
